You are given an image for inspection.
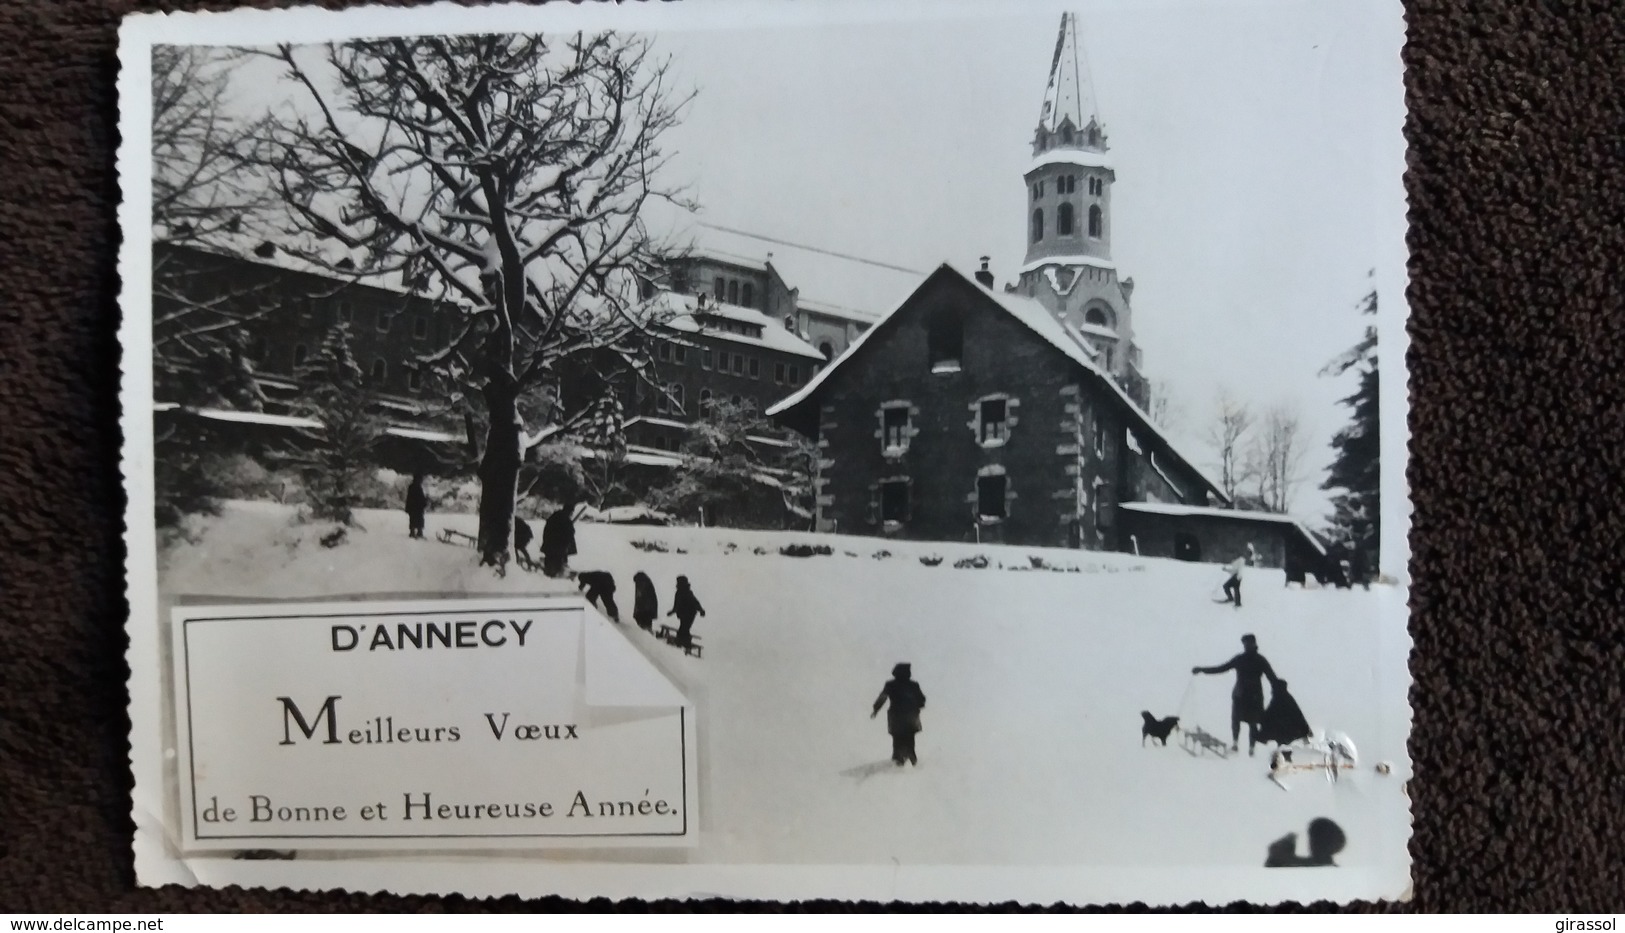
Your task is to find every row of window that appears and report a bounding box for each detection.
[655,341,808,386]
[320,299,449,343]
[250,339,426,391]
[651,384,770,417]
[878,397,1104,456]
[713,276,756,310]
[1031,204,1103,242]
[870,468,1115,531]
[1031,175,1106,201]
[869,471,1011,524]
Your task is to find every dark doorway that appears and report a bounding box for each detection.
[1174,533,1202,562]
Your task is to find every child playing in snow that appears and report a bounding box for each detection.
[872,663,926,767]
[666,576,705,648]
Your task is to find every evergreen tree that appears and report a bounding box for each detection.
[277,323,385,527]
[1320,276,1380,563]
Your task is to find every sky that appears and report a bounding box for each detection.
[203,0,1409,526]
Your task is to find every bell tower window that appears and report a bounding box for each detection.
[1088,205,1103,238]
[1031,209,1044,243]
[1058,203,1075,236]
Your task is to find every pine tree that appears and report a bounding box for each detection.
[277,323,385,527]
[1320,276,1380,564]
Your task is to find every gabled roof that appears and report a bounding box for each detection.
[766,263,1229,505]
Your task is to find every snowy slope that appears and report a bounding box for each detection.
[160,502,1411,873]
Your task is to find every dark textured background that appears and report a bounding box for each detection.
[2,0,1622,913]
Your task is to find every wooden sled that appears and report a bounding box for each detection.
[1181,725,1233,758]
[437,528,478,548]
[656,625,704,658]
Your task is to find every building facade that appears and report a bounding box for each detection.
[769,264,1222,549]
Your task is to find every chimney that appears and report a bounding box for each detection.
[974,256,994,289]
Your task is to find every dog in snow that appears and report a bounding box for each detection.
[1141,711,1180,746]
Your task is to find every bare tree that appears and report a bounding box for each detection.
[1205,388,1255,503]
[1147,378,1182,433]
[1246,403,1308,513]
[253,34,693,565]
[151,45,279,408]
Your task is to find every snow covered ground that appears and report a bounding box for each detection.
[160,501,1411,874]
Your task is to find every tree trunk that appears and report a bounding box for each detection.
[476,377,523,566]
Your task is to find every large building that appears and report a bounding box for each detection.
[769,13,1328,571]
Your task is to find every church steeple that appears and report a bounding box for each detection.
[1036,12,1103,150]
[1018,12,1147,409]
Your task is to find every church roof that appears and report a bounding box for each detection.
[766,264,1229,505]
[1038,12,1101,136]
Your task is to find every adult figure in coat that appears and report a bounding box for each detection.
[540,497,579,578]
[872,663,927,767]
[404,473,427,539]
[1193,634,1281,756]
[631,572,659,631]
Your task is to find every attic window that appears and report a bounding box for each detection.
[928,311,963,374]
[714,277,725,302]
[1031,209,1044,243]
[1061,125,1074,145]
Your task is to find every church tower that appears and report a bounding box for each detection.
[1017,13,1148,408]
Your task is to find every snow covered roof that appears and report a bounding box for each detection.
[652,291,825,360]
[385,426,460,444]
[1038,12,1101,136]
[1027,149,1113,175]
[158,237,422,299]
[767,263,1229,505]
[1118,502,1327,556]
[675,224,921,323]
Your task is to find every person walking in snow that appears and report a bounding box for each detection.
[540,498,578,578]
[404,473,427,539]
[1193,633,1281,756]
[872,663,927,767]
[577,571,620,621]
[1220,549,1249,607]
[666,576,705,648]
[632,572,659,631]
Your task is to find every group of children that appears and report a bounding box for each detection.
[576,569,706,649]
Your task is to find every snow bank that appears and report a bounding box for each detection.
[159,503,1410,874]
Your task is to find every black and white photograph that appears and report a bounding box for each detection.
[120,0,1413,905]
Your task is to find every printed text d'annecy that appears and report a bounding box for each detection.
[331,619,534,652]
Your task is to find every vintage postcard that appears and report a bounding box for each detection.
[118,0,1414,905]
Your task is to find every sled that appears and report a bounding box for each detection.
[1181,724,1232,758]
[437,528,478,548]
[1268,733,1359,790]
[656,625,704,658]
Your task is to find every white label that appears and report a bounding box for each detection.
[170,596,695,851]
